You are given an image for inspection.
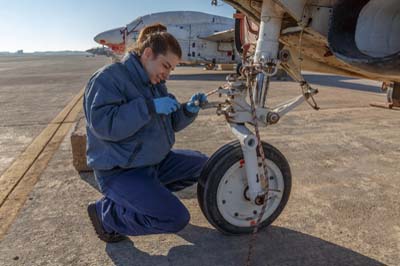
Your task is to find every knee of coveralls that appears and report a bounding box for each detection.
[96,195,191,235]
[157,149,209,191]
[161,204,191,233]
[95,166,192,235]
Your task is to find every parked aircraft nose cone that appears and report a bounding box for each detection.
[94,27,125,44]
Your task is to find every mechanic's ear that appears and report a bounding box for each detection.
[142,47,154,60]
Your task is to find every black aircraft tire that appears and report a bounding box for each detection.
[197,140,292,235]
[197,141,236,218]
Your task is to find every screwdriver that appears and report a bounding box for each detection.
[193,87,221,107]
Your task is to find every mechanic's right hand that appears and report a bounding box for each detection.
[153,97,180,115]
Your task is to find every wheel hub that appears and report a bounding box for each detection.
[216,159,284,227]
[243,186,266,205]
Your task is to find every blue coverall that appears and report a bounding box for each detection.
[83,52,208,236]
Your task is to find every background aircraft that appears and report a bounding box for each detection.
[94,11,241,68]
[85,46,114,58]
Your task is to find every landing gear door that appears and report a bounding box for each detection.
[234,11,259,56]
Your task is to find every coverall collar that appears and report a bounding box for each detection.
[123,52,151,86]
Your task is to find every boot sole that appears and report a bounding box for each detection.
[87,202,126,243]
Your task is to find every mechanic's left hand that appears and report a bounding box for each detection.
[186,92,208,113]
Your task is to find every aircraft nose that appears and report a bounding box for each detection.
[94,33,106,44]
[93,27,125,44]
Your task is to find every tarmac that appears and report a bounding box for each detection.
[0,55,399,266]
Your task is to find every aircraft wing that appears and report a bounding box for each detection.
[198,29,234,42]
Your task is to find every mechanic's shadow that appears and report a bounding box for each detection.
[79,171,98,190]
[105,223,384,266]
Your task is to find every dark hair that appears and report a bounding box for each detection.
[127,23,182,59]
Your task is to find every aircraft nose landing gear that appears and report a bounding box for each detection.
[196,53,317,234]
[201,2,319,265]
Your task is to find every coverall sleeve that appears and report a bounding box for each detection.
[168,93,198,132]
[85,78,155,142]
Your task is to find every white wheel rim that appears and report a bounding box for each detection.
[216,159,285,227]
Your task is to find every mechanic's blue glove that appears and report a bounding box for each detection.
[186,92,208,113]
[153,97,180,115]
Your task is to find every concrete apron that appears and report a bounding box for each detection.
[0,89,85,240]
[0,71,399,265]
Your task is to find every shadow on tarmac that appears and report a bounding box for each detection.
[80,169,384,266]
[104,223,383,266]
[170,73,229,81]
[303,74,382,93]
[170,72,382,93]
[79,166,384,266]
[80,172,99,191]
[80,174,383,266]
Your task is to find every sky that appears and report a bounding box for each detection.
[0,0,235,52]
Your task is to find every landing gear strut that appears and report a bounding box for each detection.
[370,82,400,109]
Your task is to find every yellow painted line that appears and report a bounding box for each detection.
[0,89,85,239]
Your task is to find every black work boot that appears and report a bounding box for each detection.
[87,202,126,243]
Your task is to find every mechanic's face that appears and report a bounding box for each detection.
[141,48,180,84]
